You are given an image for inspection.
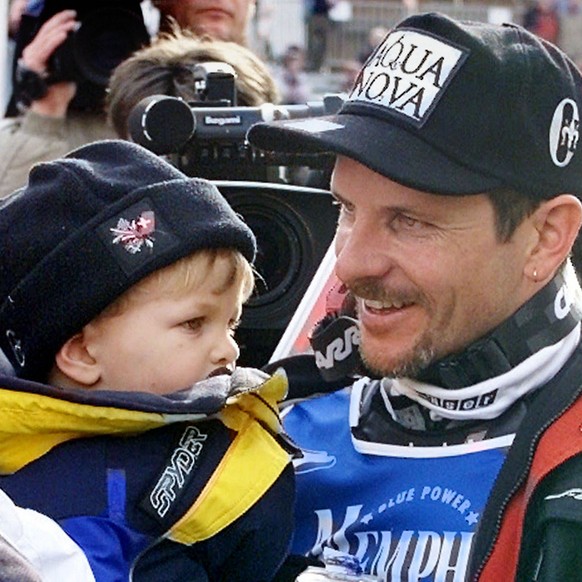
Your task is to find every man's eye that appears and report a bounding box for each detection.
[402,215,419,227]
[392,213,422,230]
[332,198,353,215]
[334,203,355,225]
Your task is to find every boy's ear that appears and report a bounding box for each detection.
[54,332,101,387]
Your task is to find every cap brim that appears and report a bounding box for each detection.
[248,114,503,195]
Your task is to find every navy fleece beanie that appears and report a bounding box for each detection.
[0,140,256,380]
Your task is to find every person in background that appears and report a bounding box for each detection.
[249,12,582,581]
[0,0,149,198]
[338,58,360,93]
[0,139,295,581]
[357,25,388,64]
[106,25,279,141]
[153,0,257,45]
[0,5,147,199]
[0,0,261,200]
[276,45,311,105]
[523,0,561,45]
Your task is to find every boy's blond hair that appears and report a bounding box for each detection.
[95,248,255,321]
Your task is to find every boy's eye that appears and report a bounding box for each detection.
[229,319,241,335]
[184,318,203,331]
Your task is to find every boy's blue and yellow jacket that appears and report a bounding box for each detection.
[0,367,296,581]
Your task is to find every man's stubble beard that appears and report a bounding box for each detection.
[349,277,439,379]
[359,338,437,380]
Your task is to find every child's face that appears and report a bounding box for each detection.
[81,257,243,395]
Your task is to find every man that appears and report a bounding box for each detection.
[153,0,256,44]
[249,12,582,581]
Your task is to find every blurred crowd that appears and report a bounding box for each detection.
[3,0,582,200]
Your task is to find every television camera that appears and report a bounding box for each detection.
[129,63,343,367]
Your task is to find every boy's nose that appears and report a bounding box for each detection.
[212,334,240,368]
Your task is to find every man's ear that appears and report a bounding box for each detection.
[54,332,101,387]
[527,194,582,281]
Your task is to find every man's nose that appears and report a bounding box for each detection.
[335,221,390,286]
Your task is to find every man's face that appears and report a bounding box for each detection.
[157,0,255,43]
[81,255,243,394]
[331,156,536,378]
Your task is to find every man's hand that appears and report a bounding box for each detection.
[20,10,78,117]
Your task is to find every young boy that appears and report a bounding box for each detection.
[0,140,296,581]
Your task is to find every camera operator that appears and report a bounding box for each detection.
[0,2,267,200]
[106,25,279,142]
[0,8,144,199]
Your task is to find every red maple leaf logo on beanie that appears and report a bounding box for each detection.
[110,211,156,254]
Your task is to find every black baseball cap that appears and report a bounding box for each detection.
[248,12,582,199]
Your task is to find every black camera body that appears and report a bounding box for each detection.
[129,64,344,366]
[8,0,149,114]
[129,63,343,180]
[218,180,338,367]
